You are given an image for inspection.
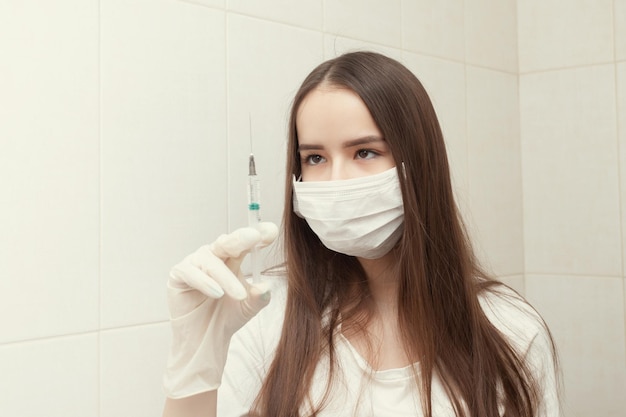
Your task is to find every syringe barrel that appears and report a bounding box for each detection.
[248,175,261,226]
[248,175,260,208]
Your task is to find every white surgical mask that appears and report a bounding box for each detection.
[292,167,404,259]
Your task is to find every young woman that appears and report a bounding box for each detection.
[162,51,560,417]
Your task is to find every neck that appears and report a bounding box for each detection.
[357,249,400,312]
[347,249,412,370]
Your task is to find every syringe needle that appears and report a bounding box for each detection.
[249,114,253,155]
[247,116,261,283]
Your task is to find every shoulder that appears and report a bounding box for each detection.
[477,284,551,357]
[478,283,562,415]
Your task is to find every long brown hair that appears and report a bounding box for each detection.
[252,51,553,417]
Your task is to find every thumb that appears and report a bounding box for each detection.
[225,222,278,275]
[240,281,272,321]
[257,221,279,248]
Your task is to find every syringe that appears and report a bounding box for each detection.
[248,153,262,283]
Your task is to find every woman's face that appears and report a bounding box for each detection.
[296,86,395,182]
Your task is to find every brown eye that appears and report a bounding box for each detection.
[356,149,378,160]
[303,154,326,165]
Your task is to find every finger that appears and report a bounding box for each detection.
[224,222,278,275]
[169,262,225,299]
[240,281,272,320]
[210,228,261,261]
[190,246,247,300]
[257,222,279,248]
[224,255,245,278]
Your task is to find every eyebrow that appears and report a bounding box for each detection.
[298,136,385,152]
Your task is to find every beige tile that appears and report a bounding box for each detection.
[100,323,170,416]
[466,67,523,277]
[325,0,402,48]
[402,52,468,196]
[619,63,626,276]
[227,14,323,245]
[520,65,621,276]
[228,0,322,30]
[0,0,99,343]
[525,275,626,417]
[180,0,224,8]
[323,35,403,62]
[100,0,227,328]
[0,334,98,416]
[617,0,626,61]
[401,0,465,61]
[517,0,614,72]
[464,0,517,73]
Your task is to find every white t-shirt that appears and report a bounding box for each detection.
[217,278,560,417]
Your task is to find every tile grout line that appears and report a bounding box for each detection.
[517,72,527,295]
[514,0,526,296]
[97,0,102,415]
[399,0,404,52]
[461,0,471,251]
[497,273,526,280]
[524,272,623,279]
[321,0,325,62]
[0,320,170,348]
[321,0,326,37]
[519,60,619,76]
[613,0,626,357]
[225,10,231,231]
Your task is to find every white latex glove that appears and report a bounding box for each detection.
[163,222,279,399]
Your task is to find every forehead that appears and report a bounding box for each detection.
[295,87,381,143]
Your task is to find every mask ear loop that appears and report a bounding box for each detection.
[291,175,304,217]
[400,162,407,179]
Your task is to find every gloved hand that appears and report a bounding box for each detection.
[163,222,279,399]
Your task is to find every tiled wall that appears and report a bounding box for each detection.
[518,0,626,417]
[0,1,623,416]
[518,1,626,416]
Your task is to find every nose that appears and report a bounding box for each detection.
[329,161,350,181]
